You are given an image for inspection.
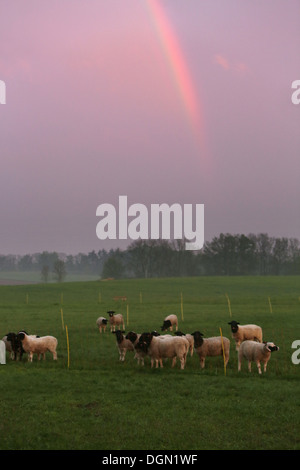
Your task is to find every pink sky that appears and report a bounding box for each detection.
[0,0,299,254]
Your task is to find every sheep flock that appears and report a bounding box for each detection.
[95,312,279,375]
[2,310,279,375]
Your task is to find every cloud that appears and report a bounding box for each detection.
[214,54,230,70]
[214,54,248,74]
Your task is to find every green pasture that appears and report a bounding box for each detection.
[0,276,299,450]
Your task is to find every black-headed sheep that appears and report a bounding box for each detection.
[17,332,58,362]
[3,332,24,361]
[191,331,230,369]
[238,340,279,374]
[108,311,125,332]
[112,330,134,361]
[228,320,263,350]
[161,314,178,332]
[96,316,108,333]
[125,331,145,365]
[135,332,188,369]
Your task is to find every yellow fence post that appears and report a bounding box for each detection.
[181,292,184,321]
[225,293,232,317]
[61,308,64,331]
[219,327,227,376]
[268,297,273,313]
[65,325,70,369]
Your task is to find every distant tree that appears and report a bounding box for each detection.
[41,265,50,283]
[102,250,125,279]
[53,259,66,282]
[19,254,34,271]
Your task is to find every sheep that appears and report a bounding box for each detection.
[96,316,108,333]
[125,331,145,365]
[112,330,134,361]
[191,331,230,369]
[161,314,178,332]
[3,332,24,361]
[228,320,263,350]
[135,332,188,369]
[175,331,194,357]
[107,310,125,332]
[17,332,58,362]
[238,340,279,374]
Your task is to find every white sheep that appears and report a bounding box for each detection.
[96,316,108,333]
[112,330,134,361]
[175,331,194,357]
[108,310,125,332]
[238,340,279,374]
[17,332,58,362]
[228,320,263,350]
[161,314,178,332]
[136,332,188,369]
[191,331,230,369]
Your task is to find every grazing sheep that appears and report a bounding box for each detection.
[125,331,144,365]
[17,332,58,362]
[112,330,134,361]
[96,316,108,333]
[228,320,263,350]
[107,310,125,332]
[238,340,279,374]
[136,332,188,369]
[191,331,230,369]
[161,314,178,332]
[175,331,194,357]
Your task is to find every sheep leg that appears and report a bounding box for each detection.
[200,357,205,369]
[256,361,262,374]
[180,357,185,370]
[248,360,252,372]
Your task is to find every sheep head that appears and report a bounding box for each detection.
[191,331,204,348]
[228,321,240,333]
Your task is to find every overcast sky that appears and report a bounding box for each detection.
[0,0,299,255]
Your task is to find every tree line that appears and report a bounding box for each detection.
[1,233,299,281]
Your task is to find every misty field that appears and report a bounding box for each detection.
[0,276,299,450]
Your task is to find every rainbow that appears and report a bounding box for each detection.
[145,0,207,156]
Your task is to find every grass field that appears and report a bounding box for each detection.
[0,276,299,450]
